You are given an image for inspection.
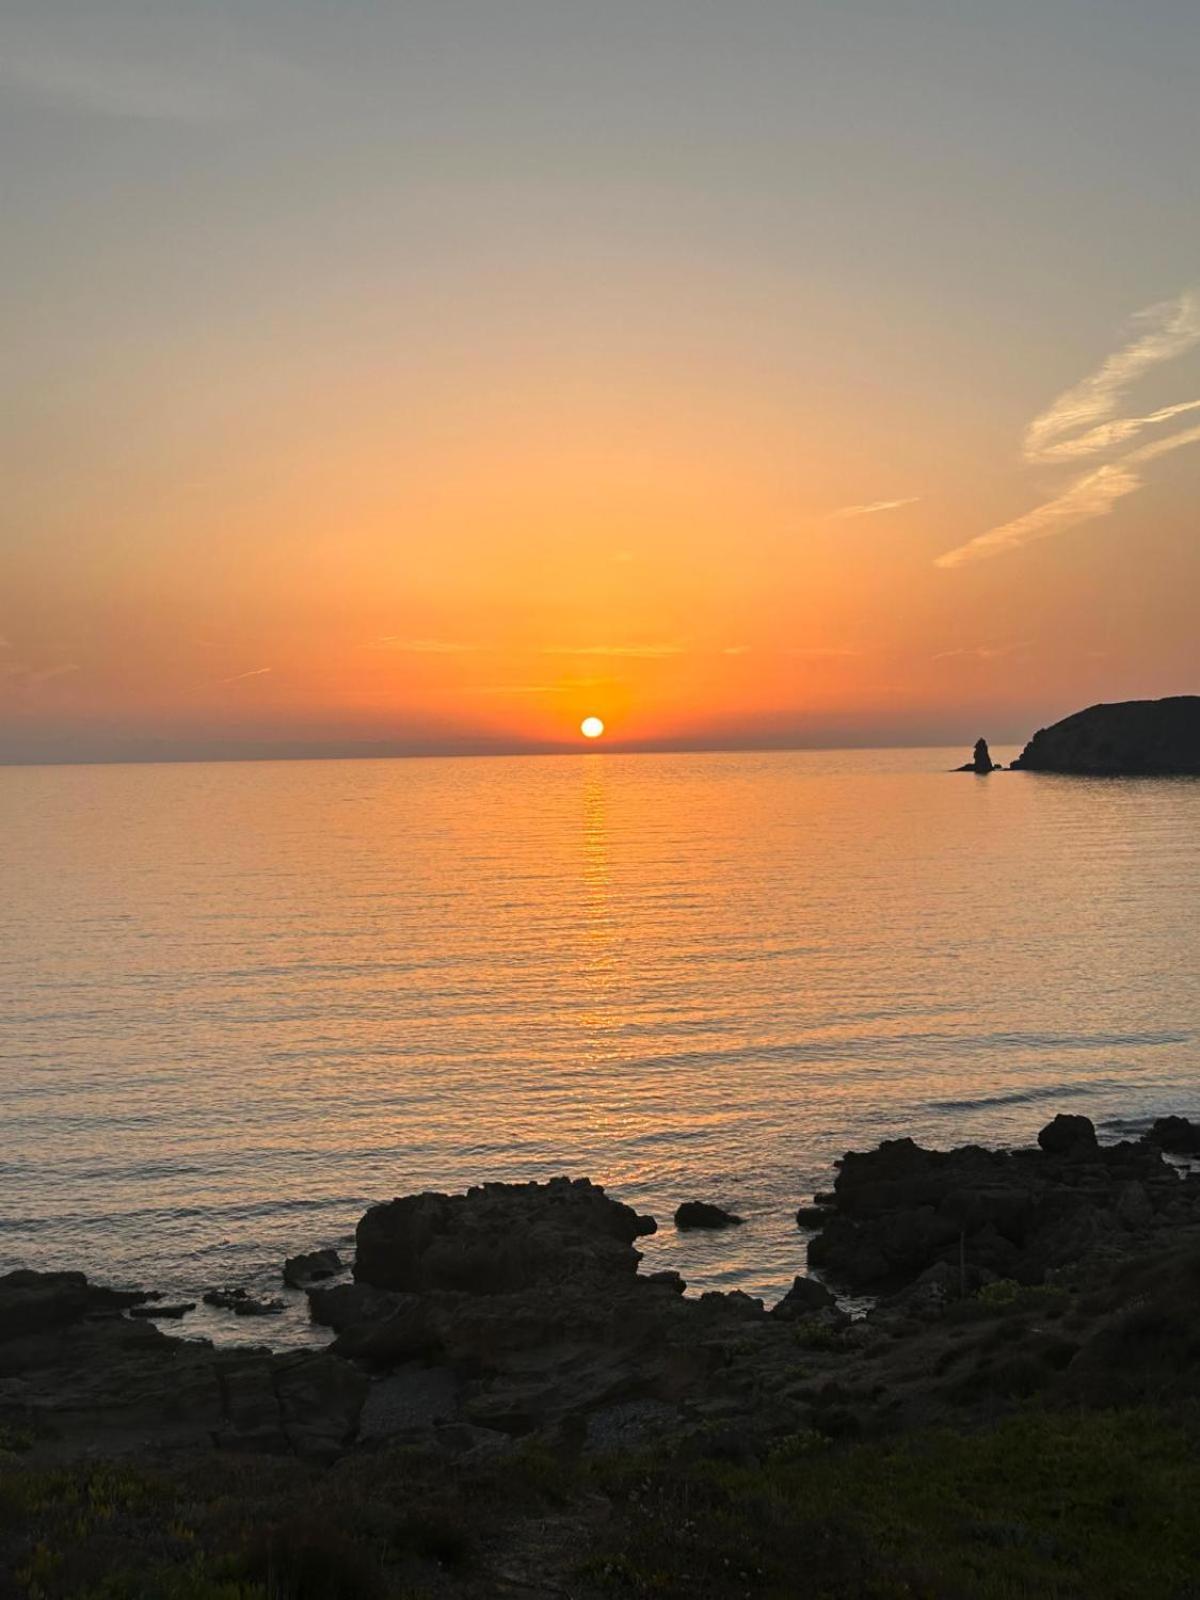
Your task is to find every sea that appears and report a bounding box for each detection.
[3,748,1199,1346]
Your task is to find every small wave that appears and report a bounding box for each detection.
[927,1079,1124,1114]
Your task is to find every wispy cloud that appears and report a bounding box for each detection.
[0,658,79,688]
[373,638,476,654]
[540,643,685,658]
[938,288,1200,569]
[0,18,309,125]
[931,641,1030,662]
[221,666,272,685]
[468,674,622,696]
[1024,292,1200,465]
[468,684,560,696]
[721,645,752,656]
[2,47,242,123]
[33,661,79,684]
[831,496,920,520]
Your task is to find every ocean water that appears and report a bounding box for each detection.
[3,748,1199,1346]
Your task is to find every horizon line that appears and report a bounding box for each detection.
[0,734,1030,771]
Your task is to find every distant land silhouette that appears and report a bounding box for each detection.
[1012,695,1200,776]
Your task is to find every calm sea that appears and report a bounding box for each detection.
[3,749,1199,1345]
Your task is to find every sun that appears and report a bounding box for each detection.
[580,716,605,740]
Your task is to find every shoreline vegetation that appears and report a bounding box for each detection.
[6,1114,1200,1596]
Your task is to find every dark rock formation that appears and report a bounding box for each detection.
[1037,1112,1099,1157]
[674,1201,743,1229]
[1148,1114,1200,1154]
[0,1270,364,1461]
[805,1115,1200,1295]
[204,1287,286,1316]
[1012,695,1200,775]
[15,1127,1200,1482]
[129,1301,195,1319]
[0,1270,150,1341]
[354,1176,655,1295]
[956,737,996,773]
[283,1248,342,1288]
[770,1275,836,1319]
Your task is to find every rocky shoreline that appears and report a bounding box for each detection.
[6,1112,1200,1594]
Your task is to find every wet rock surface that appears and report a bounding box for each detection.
[673,1200,743,1229]
[203,1287,286,1316]
[283,1248,342,1288]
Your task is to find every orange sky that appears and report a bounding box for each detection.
[3,3,1198,761]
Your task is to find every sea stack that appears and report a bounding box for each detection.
[957,738,995,773]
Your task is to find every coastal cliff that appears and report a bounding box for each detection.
[1013,695,1200,775]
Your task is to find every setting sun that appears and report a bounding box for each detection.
[580,716,605,740]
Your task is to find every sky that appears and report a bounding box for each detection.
[2,0,1198,762]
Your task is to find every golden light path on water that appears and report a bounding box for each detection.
[2,749,1199,1346]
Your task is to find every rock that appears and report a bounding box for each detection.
[1148,1115,1200,1154]
[0,1270,366,1461]
[128,1302,195,1319]
[806,1116,1180,1294]
[696,1290,765,1319]
[771,1276,836,1319]
[956,737,995,774]
[354,1177,655,1294]
[1011,695,1200,775]
[283,1248,342,1289]
[1037,1114,1098,1157]
[674,1202,743,1230]
[795,1204,831,1227]
[645,1270,687,1293]
[307,1281,408,1333]
[0,1270,152,1341]
[203,1287,286,1316]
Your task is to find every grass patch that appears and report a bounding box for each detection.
[4,1411,1198,1597]
[586,1408,1200,1598]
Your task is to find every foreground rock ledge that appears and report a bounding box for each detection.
[7,1114,1200,1471]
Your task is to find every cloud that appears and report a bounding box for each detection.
[784,646,862,658]
[931,641,1030,662]
[0,17,310,125]
[1,47,242,123]
[540,643,685,658]
[938,288,1200,569]
[0,658,79,689]
[221,666,272,685]
[468,684,560,696]
[33,661,79,684]
[1023,291,1200,465]
[721,645,752,656]
[373,638,476,654]
[831,496,920,520]
[936,464,1141,569]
